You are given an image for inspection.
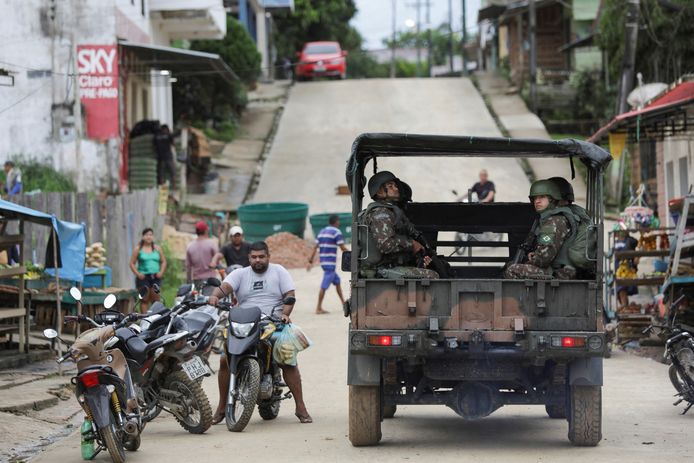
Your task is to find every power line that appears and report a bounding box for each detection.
[0,81,52,115]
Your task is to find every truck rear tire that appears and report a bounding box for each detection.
[545,404,566,419]
[568,385,602,446]
[349,385,382,446]
[383,404,397,419]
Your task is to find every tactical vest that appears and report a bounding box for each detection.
[357,201,413,269]
[538,205,595,271]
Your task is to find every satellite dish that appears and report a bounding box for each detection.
[628,82,668,109]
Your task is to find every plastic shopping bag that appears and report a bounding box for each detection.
[272,324,312,366]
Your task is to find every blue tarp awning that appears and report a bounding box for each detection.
[0,199,86,283]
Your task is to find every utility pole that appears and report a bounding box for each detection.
[391,0,397,78]
[617,0,640,114]
[529,0,537,113]
[448,0,454,74]
[461,0,468,76]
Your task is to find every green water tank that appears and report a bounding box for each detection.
[237,202,309,242]
[309,213,353,244]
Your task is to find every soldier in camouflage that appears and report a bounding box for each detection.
[504,180,576,280]
[359,171,439,279]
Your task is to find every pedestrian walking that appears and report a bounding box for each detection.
[307,215,348,314]
[186,220,219,286]
[154,124,176,190]
[129,228,167,313]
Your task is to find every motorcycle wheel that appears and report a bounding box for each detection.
[675,346,694,387]
[258,399,281,420]
[164,370,213,434]
[101,422,126,463]
[226,358,261,432]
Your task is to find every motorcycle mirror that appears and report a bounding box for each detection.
[283,296,296,306]
[206,277,222,287]
[103,294,117,309]
[69,287,82,302]
[43,328,58,339]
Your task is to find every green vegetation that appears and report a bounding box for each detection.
[383,24,460,68]
[273,0,362,61]
[172,17,257,143]
[160,240,184,306]
[346,52,421,79]
[0,157,77,192]
[598,0,694,87]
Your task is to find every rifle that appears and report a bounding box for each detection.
[413,232,453,278]
[510,218,539,265]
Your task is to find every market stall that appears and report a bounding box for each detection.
[0,199,85,355]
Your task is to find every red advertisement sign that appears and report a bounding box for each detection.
[77,45,119,139]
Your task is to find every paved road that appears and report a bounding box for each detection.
[34,270,692,463]
[34,79,692,461]
[252,78,529,217]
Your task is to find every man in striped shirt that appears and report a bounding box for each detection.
[307,215,348,314]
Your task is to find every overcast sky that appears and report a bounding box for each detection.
[351,0,483,50]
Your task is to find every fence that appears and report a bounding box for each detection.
[9,188,163,289]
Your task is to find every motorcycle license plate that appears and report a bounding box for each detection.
[182,356,211,380]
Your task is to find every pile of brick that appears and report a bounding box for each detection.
[266,232,315,269]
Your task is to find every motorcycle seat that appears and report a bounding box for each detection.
[121,329,186,364]
[147,302,168,316]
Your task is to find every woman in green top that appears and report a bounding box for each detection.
[129,228,167,313]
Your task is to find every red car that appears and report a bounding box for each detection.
[295,41,347,81]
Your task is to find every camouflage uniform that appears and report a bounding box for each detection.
[360,201,439,279]
[504,213,576,280]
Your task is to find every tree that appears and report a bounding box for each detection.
[273,0,363,59]
[383,24,460,67]
[191,17,261,85]
[598,0,694,87]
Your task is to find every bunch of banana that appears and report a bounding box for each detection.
[616,261,637,279]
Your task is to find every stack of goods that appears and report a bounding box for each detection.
[637,234,658,251]
[85,242,107,268]
[265,232,315,269]
[616,261,637,279]
[129,133,158,190]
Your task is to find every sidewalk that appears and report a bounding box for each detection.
[186,80,292,212]
[475,72,587,203]
[0,357,81,462]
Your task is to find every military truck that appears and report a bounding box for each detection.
[344,134,611,447]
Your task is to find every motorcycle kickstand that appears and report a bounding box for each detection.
[682,402,693,415]
[281,391,293,401]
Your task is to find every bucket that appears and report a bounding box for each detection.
[237,202,309,242]
[309,213,353,243]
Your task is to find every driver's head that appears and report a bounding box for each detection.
[248,241,270,273]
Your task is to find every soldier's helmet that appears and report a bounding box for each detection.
[528,179,562,202]
[368,171,412,202]
[548,176,575,202]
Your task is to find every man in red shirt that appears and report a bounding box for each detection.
[185,220,218,286]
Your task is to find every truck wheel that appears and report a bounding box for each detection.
[349,385,382,446]
[545,404,566,419]
[383,404,397,419]
[568,385,602,446]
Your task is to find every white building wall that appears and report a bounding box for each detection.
[0,0,119,192]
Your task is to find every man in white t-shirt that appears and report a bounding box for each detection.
[208,241,312,424]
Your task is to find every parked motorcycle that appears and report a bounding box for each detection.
[43,289,143,463]
[644,295,694,414]
[217,297,295,432]
[69,287,215,434]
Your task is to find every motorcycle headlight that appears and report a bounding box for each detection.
[231,321,255,338]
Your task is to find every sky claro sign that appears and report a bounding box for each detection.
[77,45,119,139]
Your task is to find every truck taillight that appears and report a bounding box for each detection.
[80,371,100,388]
[368,335,401,346]
[551,336,586,348]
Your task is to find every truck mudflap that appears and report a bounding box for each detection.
[568,357,603,386]
[348,351,381,386]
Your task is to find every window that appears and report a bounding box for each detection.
[680,157,690,196]
[305,44,340,55]
[639,140,657,181]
